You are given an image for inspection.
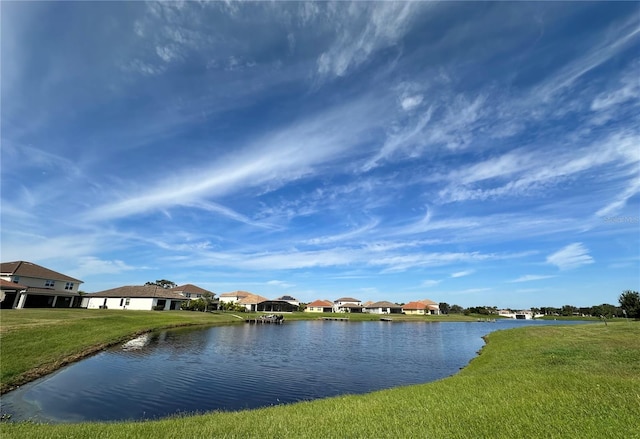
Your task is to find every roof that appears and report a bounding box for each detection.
[334,297,360,303]
[0,261,82,283]
[366,301,402,309]
[276,295,298,301]
[171,284,214,296]
[338,303,363,309]
[238,293,269,304]
[419,299,438,306]
[87,285,188,300]
[403,301,427,310]
[307,299,333,307]
[219,290,250,298]
[0,278,28,290]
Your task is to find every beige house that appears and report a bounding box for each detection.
[0,261,83,309]
[364,301,403,314]
[403,301,428,315]
[333,297,363,313]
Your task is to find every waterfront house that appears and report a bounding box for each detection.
[219,290,251,305]
[0,261,84,309]
[171,284,218,309]
[237,293,269,312]
[364,301,403,314]
[334,297,363,313]
[419,299,441,315]
[402,301,428,315]
[84,285,188,311]
[305,299,334,313]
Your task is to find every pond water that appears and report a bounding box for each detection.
[2,319,590,423]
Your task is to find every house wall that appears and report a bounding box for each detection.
[86,297,157,310]
[0,275,79,295]
[404,309,425,315]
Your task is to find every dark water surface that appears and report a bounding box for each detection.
[2,319,589,423]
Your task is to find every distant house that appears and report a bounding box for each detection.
[84,285,188,311]
[305,299,334,313]
[275,295,299,307]
[219,290,251,305]
[419,299,440,315]
[237,293,269,312]
[0,261,83,309]
[403,301,428,315]
[364,301,403,314]
[171,284,218,309]
[334,297,363,313]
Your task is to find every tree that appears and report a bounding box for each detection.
[619,290,640,319]
[201,292,215,312]
[450,304,464,314]
[561,305,578,316]
[145,280,177,289]
[439,302,451,315]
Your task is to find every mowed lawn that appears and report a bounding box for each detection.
[1,310,639,438]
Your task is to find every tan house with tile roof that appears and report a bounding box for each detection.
[237,293,269,312]
[85,285,189,311]
[0,261,83,309]
[364,300,403,314]
[219,290,251,304]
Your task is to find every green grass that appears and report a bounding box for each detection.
[2,312,638,438]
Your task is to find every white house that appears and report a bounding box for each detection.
[84,285,188,311]
[0,261,83,309]
[333,297,363,313]
[219,290,251,304]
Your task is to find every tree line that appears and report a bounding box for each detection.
[439,290,640,319]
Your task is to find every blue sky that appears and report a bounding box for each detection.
[2,2,639,308]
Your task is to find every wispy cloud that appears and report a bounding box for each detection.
[546,243,594,270]
[451,270,474,278]
[508,274,556,283]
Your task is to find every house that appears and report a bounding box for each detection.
[304,299,334,313]
[364,301,403,314]
[419,299,441,315]
[171,284,218,309]
[0,261,84,309]
[275,295,299,307]
[237,293,269,312]
[334,297,363,313]
[403,301,428,315]
[84,285,189,311]
[219,290,251,304]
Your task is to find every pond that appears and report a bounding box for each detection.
[2,319,590,423]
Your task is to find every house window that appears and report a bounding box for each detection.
[45,279,55,287]
[196,294,202,298]
[65,282,74,290]
[13,276,19,283]
[185,293,191,298]
[125,298,130,306]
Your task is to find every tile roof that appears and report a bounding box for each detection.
[219,290,251,298]
[87,285,188,300]
[403,301,427,310]
[0,261,82,283]
[0,278,28,290]
[334,297,360,303]
[307,299,333,307]
[366,301,402,309]
[419,299,438,306]
[171,284,214,296]
[238,293,269,304]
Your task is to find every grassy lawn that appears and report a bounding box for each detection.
[1,311,638,438]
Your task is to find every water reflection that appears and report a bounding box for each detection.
[2,320,589,423]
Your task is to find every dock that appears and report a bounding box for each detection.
[320,317,349,321]
[246,315,284,324]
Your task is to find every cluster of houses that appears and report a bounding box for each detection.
[0,261,440,315]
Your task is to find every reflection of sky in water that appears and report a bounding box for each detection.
[2,320,590,423]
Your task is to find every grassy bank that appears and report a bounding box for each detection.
[1,316,638,438]
[0,309,239,393]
